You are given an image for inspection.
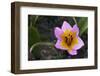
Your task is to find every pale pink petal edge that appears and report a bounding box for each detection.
[72,24,79,35]
[61,21,72,32]
[68,50,77,55]
[55,40,66,50]
[54,27,63,40]
[74,37,84,50]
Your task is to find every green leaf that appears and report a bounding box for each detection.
[31,42,55,59]
[28,15,39,27]
[28,26,41,48]
[78,17,88,36]
[30,42,66,60]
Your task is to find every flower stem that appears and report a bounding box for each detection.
[73,17,77,25]
[30,42,54,52]
[33,16,39,27]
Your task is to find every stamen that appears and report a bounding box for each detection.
[65,34,73,46]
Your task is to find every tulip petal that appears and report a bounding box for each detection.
[74,37,84,50]
[55,40,66,50]
[72,24,79,35]
[68,50,77,55]
[62,21,72,32]
[54,27,63,40]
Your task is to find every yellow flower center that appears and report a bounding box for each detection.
[60,30,78,51]
[65,34,73,46]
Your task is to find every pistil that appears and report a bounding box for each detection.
[65,34,73,46]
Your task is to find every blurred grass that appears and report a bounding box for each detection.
[28,26,41,48]
[77,17,88,36]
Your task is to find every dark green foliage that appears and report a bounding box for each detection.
[28,15,88,60]
[28,26,41,48]
[77,17,88,36]
[31,42,66,60]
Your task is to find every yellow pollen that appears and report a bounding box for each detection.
[65,34,73,46]
[60,29,78,51]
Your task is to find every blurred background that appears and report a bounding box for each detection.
[28,15,88,60]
